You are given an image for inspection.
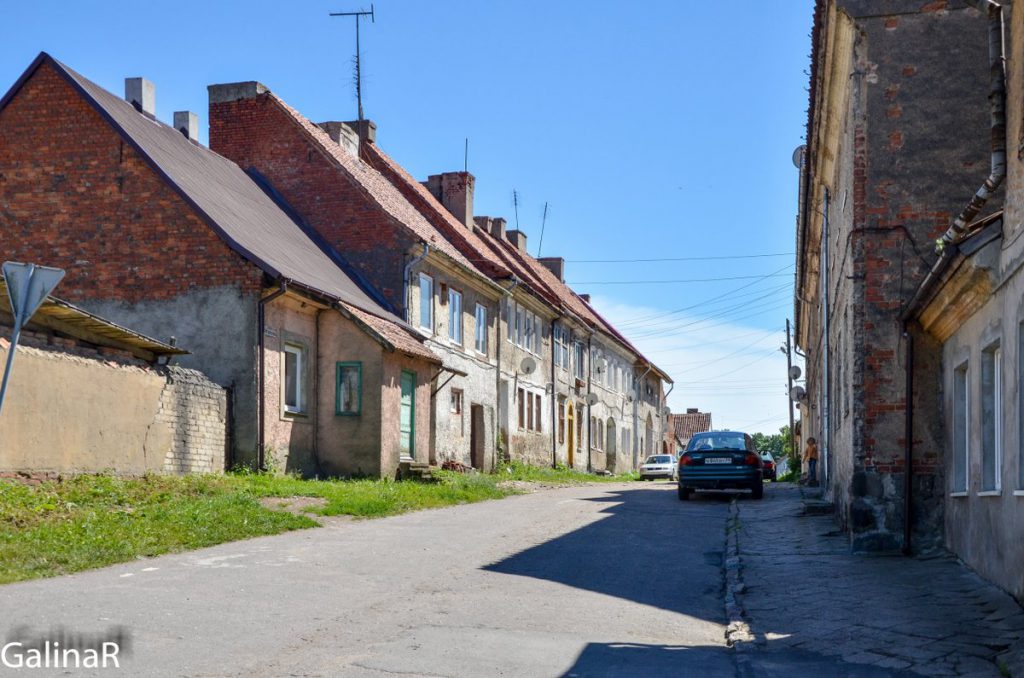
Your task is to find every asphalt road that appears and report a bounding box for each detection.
[0,482,737,677]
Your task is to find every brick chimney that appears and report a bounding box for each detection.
[506,229,527,253]
[424,172,474,227]
[474,216,506,240]
[125,77,155,117]
[317,121,360,158]
[538,257,565,282]
[173,111,199,141]
[580,293,591,303]
[344,119,377,145]
[687,408,698,414]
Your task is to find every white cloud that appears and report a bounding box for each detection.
[589,294,803,435]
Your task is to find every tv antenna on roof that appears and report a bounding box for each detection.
[329,4,375,122]
[512,189,521,231]
[537,202,549,257]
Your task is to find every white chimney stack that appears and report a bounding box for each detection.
[125,77,156,117]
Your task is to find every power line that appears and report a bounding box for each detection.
[567,252,794,263]
[569,272,793,286]
[621,284,791,336]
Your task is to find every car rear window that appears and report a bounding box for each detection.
[652,456,673,464]
[687,433,747,452]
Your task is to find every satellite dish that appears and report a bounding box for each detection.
[789,365,802,380]
[519,356,537,375]
[585,393,599,406]
[792,144,807,169]
[790,386,807,402]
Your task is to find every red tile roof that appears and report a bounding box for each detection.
[341,303,440,364]
[672,411,712,443]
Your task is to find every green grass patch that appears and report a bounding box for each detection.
[0,463,631,585]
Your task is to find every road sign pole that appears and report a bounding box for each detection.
[0,321,24,417]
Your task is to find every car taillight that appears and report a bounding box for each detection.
[679,454,696,466]
[744,453,759,466]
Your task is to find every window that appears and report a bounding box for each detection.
[527,392,535,430]
[448,289,463,345]
[507,300,543,354]
[622,429,630,456]
[597,420,604,450]
[534,392,543,432]
[982,345,1001,493]
[590,416,597,443]
[953,362,969,494]
[283,344,305,414]
[475,304,488,355]
[558,398,566,444]
[518,387,525,429]
[335,362,361,415]
[418,273,433,332]
[573,342,585,380]
[554,325,570,369]
[451,389,463,415]
[1019,324,1024,491]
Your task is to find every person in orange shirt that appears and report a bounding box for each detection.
[804,437,819,485]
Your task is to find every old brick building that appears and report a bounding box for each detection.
[0,53,439,477]
[795,0,997,551]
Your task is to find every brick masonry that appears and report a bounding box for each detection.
[156,366,228,474]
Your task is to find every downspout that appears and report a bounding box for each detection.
[403,243,430,323]
[257,281,287,471]
[551,318,558,469]
[938,0,1006,247]
[900,0,1006,555]
[587,334,593,473]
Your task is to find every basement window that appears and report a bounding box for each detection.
[283,343,306,415]
[952,362,969,495]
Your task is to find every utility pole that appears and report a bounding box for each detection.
[785,318,796,460]
[329,5,375,121]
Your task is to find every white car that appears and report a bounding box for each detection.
[639,454,677,481]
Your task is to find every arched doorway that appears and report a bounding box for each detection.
[567,401,575,468]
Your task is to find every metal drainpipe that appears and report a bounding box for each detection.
[586,334,593,473]
[257,281,287,471]
[821,187,830,487]
[550,318,557,469]
[939,0,1006,247]
[403,243,430,323]
[903,323,914,555]
[314,308,324,476]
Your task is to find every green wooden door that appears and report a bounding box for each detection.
[400,370,416,458]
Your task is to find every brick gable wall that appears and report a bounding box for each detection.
[209,95,410,312]
[0,63,261,302]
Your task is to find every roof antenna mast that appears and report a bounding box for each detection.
[512,189,521,232]
[537,202,549,257]
[329,4,375,121]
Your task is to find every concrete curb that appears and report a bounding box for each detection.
[724,498,756,656]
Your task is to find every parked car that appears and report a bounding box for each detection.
[761,453,777,481]
[677,430,763,501]
[639,454,677,481]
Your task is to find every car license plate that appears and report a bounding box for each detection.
[706,457,731,464]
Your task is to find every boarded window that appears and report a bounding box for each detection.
[982,345,1001,492]
[518,388,525,429]
[953,362,969,493]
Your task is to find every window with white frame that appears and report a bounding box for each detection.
[449,288,463,345]
[953,362,969,493]
[554,324,570,369]
[508,300,542,355]
[475,303,488,355]
[573,342,585,380]
[981,344,1001,493]
[1020,323,1024,490]
[451,388,463,415]
[418,273,433,332]
[283,343,306,415]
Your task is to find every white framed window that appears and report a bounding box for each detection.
[418,273,433,332]
[952,362,969,494]
[283,343,306,415]
[449,288,463,345]
[507,300,542,355]
[475,303,488,355]
[554,324,570,369]
[573,342,585,380]
[981,344,1001,493]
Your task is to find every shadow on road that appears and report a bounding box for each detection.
[560,642,733,677]
[483,484,731,622]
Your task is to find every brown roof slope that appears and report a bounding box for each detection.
[37,55,393,320]
[2,53,436,363]
[673,412,712,442]
[342,303,440,363]
[264,95,488,280]
[361,144,511,280]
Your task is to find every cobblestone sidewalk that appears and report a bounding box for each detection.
[732,483,1024,677]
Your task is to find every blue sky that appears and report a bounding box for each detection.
[0,0,813,433]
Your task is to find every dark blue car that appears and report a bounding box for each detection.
[677,430,763,501]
